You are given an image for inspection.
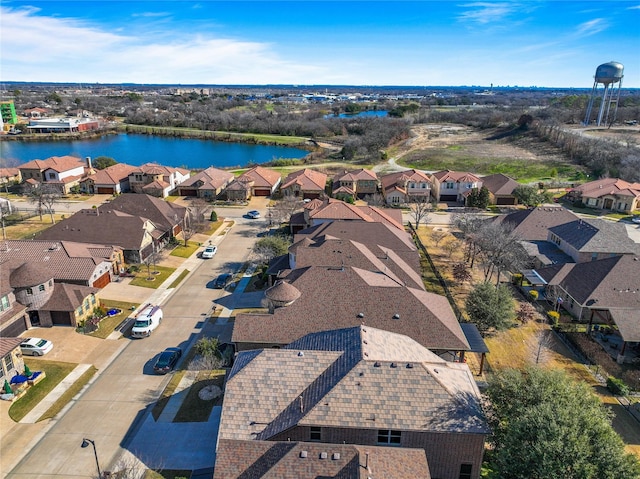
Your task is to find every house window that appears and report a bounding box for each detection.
[310,427,322,442]
[446,182,455,189]
[4,353,14,373]
[49,280,53,287]
[591,252,598,261]
[459,464,473,479]
[39,284,45,292]
[26,288,33,295]
[0,295,9,312]
[48,172,56,180]
[377,429,401,445]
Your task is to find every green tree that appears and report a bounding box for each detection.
[465,282,514,334]
[486,367,640,479]
[252,235,290,264]
[467,186,490,209]
[513,184,543,207]
[45,92,62,104]
[93,156,117,170]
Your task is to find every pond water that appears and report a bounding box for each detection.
[0,133,309,170]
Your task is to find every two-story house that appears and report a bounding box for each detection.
[223,166,282,201]
[128,163,190,198]
[431,170,482,203]
[380,169,432,205]
[19,155,91,194]
[332,168,379,200]
[79,163,138,195]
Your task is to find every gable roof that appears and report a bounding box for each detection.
[333,168,378,183]
[536,254,640,308]
[238,166,281,188]
[41,282,99,311]
[308,201,404,230]
[380,169,431,190]
[178,167,234,190]
[0,338,24,359]
[83,163,137,185]
[481,173,520,196]
[214,440,431,479]
[431,170,481,183]
[131,162,189,177]
[491,206,579,241]
[0,240,117,285]
[571,178,640,199]
[98,193,186,230]
[548,218,639,254]
[221,326,486,444]
[233,266,469,352]
[19,155,86,173]
[281,168,327,191]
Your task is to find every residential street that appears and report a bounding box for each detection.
[3,202,269,479]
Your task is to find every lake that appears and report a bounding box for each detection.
[324,110,388,119]
[0,133,310,170]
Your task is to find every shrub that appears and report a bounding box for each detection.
[528,290,539,300]
[511,273,523,286]
[547,310,560,326]
[606,376,630,396]
[210,210,218,221]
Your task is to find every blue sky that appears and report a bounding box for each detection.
[1,1,639,87]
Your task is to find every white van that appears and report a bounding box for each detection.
[130,304,163,338]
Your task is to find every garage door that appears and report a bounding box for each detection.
[181,189,198,197]
[97,187,114,194]
[440,195,458,202]
[0,317,28,337]
[92,272,111,288]
[51,311,72,326]
[253,189,270,197]
[496,197,516,205]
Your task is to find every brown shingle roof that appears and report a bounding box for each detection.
[233,266,469,352]
[41,283,99,311]
[98,193,185,230]
[84,163,138,186]
[491,206,579,241]
[214,439,431,479]
[481,173,520,196]
[0,338,24,358]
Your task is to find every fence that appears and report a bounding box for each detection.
[1,207,56,226]
[408,222,464,321]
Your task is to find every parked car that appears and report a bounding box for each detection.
[202,245,218,259]
[20,337,53,356]
[632,216,640,224]
[247,210,261,219]
[213,273,233,289]
[153,347,182,374]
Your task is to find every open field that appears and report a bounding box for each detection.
[396,124,586,183]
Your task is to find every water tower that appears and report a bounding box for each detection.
[583,61,624,127]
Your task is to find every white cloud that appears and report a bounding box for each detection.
[458,2,517,24]
[575,18,608,37]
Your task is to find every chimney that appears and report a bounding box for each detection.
[86,156,93,169]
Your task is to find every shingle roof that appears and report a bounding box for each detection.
[308,202,404,230]
[571,178,640,199]
[609,308,640,342]
[36,209,152,250]
[281,169,327,191]
[380,169,431,191]
[238,166,281,188]
[0,240,117,285]
[536,254,640,308]
[0,338,24,359]
[41,283,99,311]
[491,206,579,241]
[481,173,520,196]
[333,168,378,183]
[213,439,431,479]
[83,163,138,186]
[179,167,234,190]
[98,193,186,230]
[221,326,486,444]
[549,218,639,254]
[265,281,301,303]
[233,266,469,352]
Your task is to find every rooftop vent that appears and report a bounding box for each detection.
[390,362,397,368]
[297,351,304,357]
[320,452,328,460]
[406,363,414,369]
[374,362,381,367]
[332,453,341,460]
[300,451,307,458]
[357,312,364,318]
[392,313,400,320]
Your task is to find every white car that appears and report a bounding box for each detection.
[20,337,53,356]
[247,210,261,219]
[632,216,640,224]
[202,245,218,258]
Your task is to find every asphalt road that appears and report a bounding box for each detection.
[6,207,267,479]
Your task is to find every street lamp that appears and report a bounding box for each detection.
[81,438,102,478]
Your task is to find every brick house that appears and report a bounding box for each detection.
[80,163,138,195]
[218,326,488,479]
[431,170,482,203]
[223,166,282,200]
[332,168,379,200]
[128,163,190,198]
[176,167,234,199]
[568,178,640,214]
[480,173,520,206]
[281,168,327,200]
[19,155,91,194]
[380,169,432,205]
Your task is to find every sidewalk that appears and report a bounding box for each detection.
[0,219,235,478]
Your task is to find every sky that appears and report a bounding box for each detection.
[1,1,639,88]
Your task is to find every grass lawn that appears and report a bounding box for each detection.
[3,214,66,239]
[9,360,77,422]
[129,265,176,288]
[88,300,138,339]
[168,270,190,289]
[170,241,199,258]
[146,471,192,479]
[174,370,226,423]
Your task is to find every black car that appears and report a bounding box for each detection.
[153,347,182,374]
[213,273,233,289]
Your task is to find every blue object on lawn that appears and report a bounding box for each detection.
[108,309,118,316]
[10,375,28,384]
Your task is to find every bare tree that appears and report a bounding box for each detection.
[452,262,472,284]
[408,196,432,229]
[430,229,448,247]
[26,184,61,223]
[188,197,212,233]
[443,238,461,258]
[516,302,539,324]
[363,192,385,207]
[269,196,304,226]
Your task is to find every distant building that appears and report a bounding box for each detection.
[27,117,99,133]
